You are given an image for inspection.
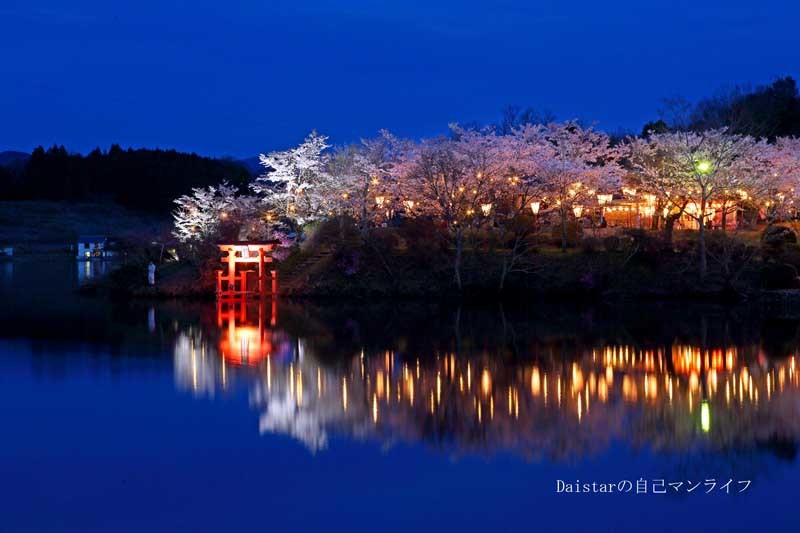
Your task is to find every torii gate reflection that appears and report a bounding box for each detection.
[214,240,280,366]
[216,297,278,366]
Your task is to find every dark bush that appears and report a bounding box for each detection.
[580,236,602,254]
[775,244,800,271]
[549,220,582,247]
[397,217,448,254]
[603,235,621,252]
[623,228,671,260]
[761,262,800,289]
[303,216,358,251]
[396,217,449,268]
[762,224,797,251]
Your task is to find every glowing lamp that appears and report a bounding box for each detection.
[701,400,711,433]
[530,201,541,215]
[597,193,613,205]
[403,200,415,211]
[481,203,493,216]
[696,160,712,174]
[375,195,386,207]
[572,205,583,218]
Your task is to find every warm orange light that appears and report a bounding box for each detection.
[481,369,492,396]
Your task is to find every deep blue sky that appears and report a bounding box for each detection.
[1,0,798,158]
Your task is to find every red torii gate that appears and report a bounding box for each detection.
[216,241,279,299]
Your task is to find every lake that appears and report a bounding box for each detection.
[1,258,799,532]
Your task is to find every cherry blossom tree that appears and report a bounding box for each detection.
[252,131,333,229]
[478,125,547,289]
[172,182,239,243]
[764,136,800,221]
[328,131,414,236]
[532,122,620,250]
[626,130,771,279]
[400,130,503,289]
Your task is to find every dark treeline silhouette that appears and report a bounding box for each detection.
[0,144,250,214]
[643,76,800,139]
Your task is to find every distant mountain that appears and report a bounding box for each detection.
[0,151,30,171]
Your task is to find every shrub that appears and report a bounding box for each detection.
[301,216,358,252]
[603,235,621,252]
[623,228,670,256]
[549,221,582,248]
[580,236,602,254]
[397,217,448,254]
[761,262,800,289]
[762,224,797,249]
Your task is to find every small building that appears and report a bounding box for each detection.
[76,235,115,260]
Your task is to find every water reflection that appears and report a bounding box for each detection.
[1,261,12,288]
[170,301,800,461]
[76,259,112,283]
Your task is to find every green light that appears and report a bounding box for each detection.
[696,160,711,174]
[701,401,710,433]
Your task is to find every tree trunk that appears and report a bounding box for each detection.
[360,186,369,238]
[663,215,676,244]
[720,204,727,232]
[560,208,568,252]
[698,197,708,280]
[499,258,509,291]
[453,232,463,290]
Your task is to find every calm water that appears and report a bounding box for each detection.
[2,259,800,532]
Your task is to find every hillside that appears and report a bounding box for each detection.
[0,151,30,172]
[0,201,168,249]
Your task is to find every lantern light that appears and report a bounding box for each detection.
[481,203,493,216]
[530,201,541,215]
[403,199,415,211]
[597,193,613,205]
[375,196,386,207]
[573,205,583,218]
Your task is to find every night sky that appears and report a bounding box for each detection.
[1,0,798,157]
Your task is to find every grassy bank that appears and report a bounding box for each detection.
[75,216,800,305]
